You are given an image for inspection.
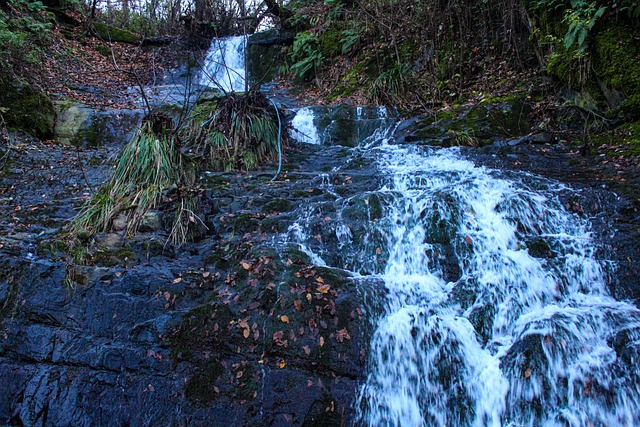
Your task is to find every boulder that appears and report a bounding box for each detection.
[0,81,55,140]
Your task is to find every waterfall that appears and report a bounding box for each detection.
[200,36,247,92]
[286,110,640,426]
[290,107,321,145]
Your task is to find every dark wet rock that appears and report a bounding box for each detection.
[290,104,396,147]
[0,133,379,426]
[248,29,296,47]
[54,101,144,147]
[247,30,293,87]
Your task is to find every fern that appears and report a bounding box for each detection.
[290,31,324,80]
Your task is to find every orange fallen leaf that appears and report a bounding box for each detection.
[172,277,182,284]
[319,336,325,347]
[317,284,331,294]
[280,315,289,323]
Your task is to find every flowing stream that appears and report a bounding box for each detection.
[207,37,640,426]
[287,108,640,426]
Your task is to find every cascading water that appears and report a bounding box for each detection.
[290,107,321,145]
[287,107,640,426]
[199,35,247,92]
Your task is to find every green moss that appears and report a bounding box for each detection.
[263,198,293,213]
[95,44,111,57]
[0,81,55,139]
[591,119,640,157]
[92,247,135,266]
[185,359,224,403]
[169,303,235,361]
[94,22,140,44]
[72,115,107,147]
[591,24,640,116]
[318,28,342,58]
[233,213,262,234]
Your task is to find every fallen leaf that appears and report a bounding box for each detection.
[280,315,289,323]
[319,336,325,347]
[279,359,286,369]
[241,261,251,270]
[465,236,473,244]
[337,329,351,342]
[317,284,331,294]
[172,277,182,284]
[303,345,311,355]
[294,300,303,311]
[376,247,382,255]
[202,271,211,278]
[524,368,532,379]
[243,329,250,339]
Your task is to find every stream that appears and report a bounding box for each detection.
[1,35,639,427]
[284,106,640,426]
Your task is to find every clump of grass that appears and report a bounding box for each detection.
[369,62,412,107]
[67,94,284,250]
[182,91,284,171]
[69,113,199,246]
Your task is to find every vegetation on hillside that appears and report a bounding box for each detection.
[277,0,638,117]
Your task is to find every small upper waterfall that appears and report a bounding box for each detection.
[199,35,247,92]
[285,108,640,426]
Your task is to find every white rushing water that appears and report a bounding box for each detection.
[285,108,640,426]
[290,107,321,145]
[199,36,247,92]
[355,143,640,426]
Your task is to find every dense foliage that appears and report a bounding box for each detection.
[279,0,639,116]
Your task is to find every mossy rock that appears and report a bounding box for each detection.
[403,95,533,145]
[92,247,136,267]
[0,81,55,139]
[94,22,140,44]
[95,44,112,57]
[263,198,293,213]
[247,43,289,87]
[592,23,640,117]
